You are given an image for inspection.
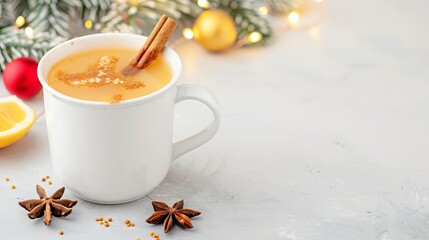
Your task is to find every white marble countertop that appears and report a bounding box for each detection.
[1,0,429,239]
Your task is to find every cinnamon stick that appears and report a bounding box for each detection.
[122,15,177,76]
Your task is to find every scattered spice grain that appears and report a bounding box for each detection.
[150,231,160,240]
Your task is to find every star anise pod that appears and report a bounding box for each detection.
[146,199,201,233]
[18,185,77,226]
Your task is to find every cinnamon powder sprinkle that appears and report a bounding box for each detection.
[111,93,123,104]
[55,56,145,103]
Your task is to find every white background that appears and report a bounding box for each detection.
[1,0,429,239]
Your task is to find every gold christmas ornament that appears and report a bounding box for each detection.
[192,10,237,52]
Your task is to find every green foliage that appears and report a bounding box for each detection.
[0,0,12,26]
[98,0,202,35]
[0,0,111,71]
[78,0,112,21]
[25,0,71,37]
[0,26,64,70]
[265,0,296,13]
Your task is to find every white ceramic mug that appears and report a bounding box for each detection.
[37,33,220,204]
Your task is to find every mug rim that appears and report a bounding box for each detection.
[37,33,182,108]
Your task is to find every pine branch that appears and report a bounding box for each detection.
[97,0,202,35]
[0,0,13,26]
[19,0,72,37]
[10,0,29,21]
[265,0,296,13]
[70,0,112,21]
[213,0,273,46]
[0,26,64,71]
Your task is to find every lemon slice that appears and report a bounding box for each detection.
[0,95,36,148]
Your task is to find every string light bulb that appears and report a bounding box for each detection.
[258,6,268,15]
[248,31,262,43]
[287,11,300,26]
[84,20,93,29]
[182,28,194,39]
[197,0,210,8]
[15,16,26,28]
[24,27,33,39]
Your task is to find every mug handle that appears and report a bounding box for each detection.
[172,84,220,161]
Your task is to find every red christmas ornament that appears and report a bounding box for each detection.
[2,57,41,99]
